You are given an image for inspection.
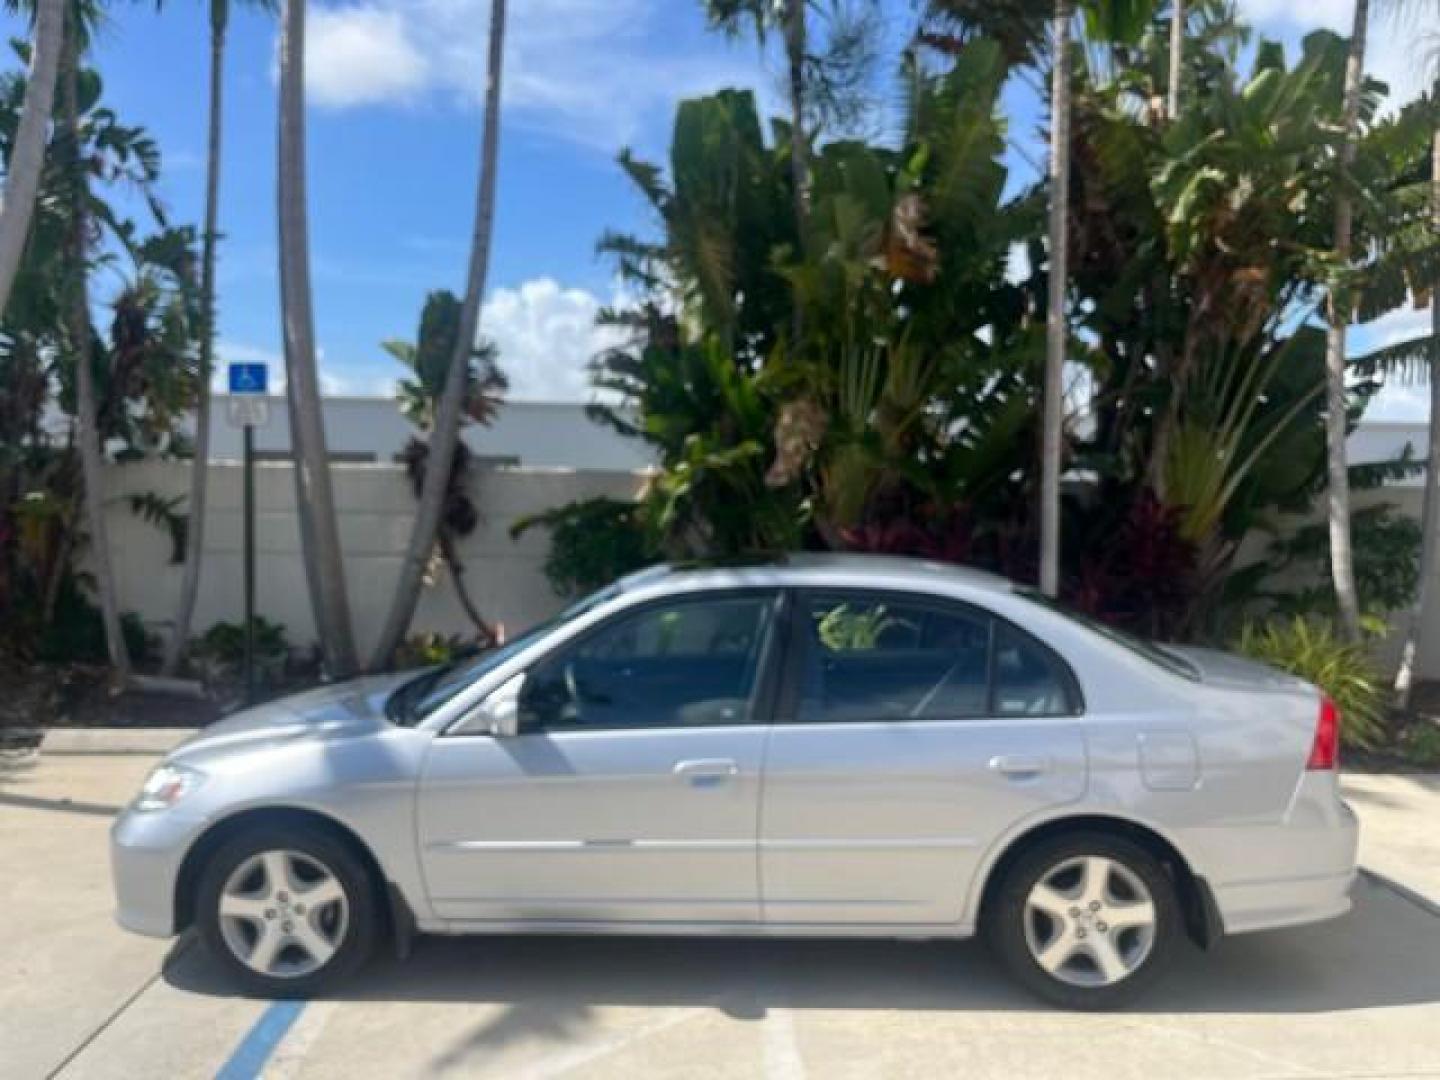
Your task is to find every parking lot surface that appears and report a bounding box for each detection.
[4,746,1439,1080]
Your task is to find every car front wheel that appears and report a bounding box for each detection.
[196,824,377,997]
[985,832,1181,1009]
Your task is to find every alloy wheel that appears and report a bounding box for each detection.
[217,849,349,978]
[1021,855,1157,988]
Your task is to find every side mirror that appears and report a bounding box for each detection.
[456,672,525,737]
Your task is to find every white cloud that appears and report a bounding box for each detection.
[304,0,766,149]
[1354,305,1434,423]
[480,277,627,400]
[306,6,428,108]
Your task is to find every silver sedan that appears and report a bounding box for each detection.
[111,555,1358,1009]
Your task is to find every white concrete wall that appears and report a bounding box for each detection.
[202,398,657,471]
[101,459,1427,663]
[103,461,646,659]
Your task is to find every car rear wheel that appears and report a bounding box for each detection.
[985,832,1181,1009]
[197,824,377,997]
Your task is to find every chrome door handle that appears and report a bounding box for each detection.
[673,759,740,786]
[988,754,1050,777]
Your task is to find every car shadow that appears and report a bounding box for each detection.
[163,872,1440,1027]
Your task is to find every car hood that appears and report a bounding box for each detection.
[1159,645,1312,693]
[168,673,413,766]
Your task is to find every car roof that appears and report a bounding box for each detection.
[618,553,1016,596]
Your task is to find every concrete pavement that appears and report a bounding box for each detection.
[1345,772,1440,908]
[3,747,1439,1080]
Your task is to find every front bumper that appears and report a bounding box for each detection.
[110,805,208,939]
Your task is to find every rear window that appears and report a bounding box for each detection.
[1015,589,1200,681]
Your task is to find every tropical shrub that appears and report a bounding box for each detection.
[1234,617,1387,749]
[197,617,288,664]
[511,497,655,598]
[1259,505,1421,619]
[31,575,153,665]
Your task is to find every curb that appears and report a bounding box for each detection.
[39,728,198,756]
[1359,867,1440,919]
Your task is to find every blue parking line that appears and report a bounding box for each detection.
[214,1000,306,1080]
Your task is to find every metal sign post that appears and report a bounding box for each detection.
[227,363,271,704]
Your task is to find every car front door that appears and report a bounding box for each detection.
[759,590,1088,927]
[417,590,782,925]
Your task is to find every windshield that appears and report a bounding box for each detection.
[1016,589,1200,681]
[385,582,625,727]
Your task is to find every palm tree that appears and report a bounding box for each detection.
[162,0,277,676]
[923,0,1153,595]
[368,0,509,670]
[384,294,507,643]
[1323,0,1372,641]
[0,0,64,319]
[704,1,812,237]
[1039,0,1073,596]
[278,0,357,676]
[59,0,129,681]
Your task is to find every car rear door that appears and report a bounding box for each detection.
[758,589,1088,927]
[417,590,783,925]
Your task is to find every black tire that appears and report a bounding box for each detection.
[196,823,378,998]
[983,831,1181,1010]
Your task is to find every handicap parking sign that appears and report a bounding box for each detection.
[228,362,268,395]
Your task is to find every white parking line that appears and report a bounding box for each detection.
[761,1008,807,1080]
[262,1001,338,1079]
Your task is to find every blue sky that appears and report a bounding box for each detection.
[1,0,1434,415]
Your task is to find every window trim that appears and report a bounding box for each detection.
[776,588,1084,726]
[513,588,788,735]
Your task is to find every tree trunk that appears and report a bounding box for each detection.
[1323,0,1369,642]
[784,0,809,231]
[163,5,227,675]
[278,0,358,677]
[439,529,492,643]
[1166,0,1184,120]
[0,0,64,319]
[62,12,130,683]
[1401,124,1440,700]
[367,0,508,670]
[1039,0,1073,597]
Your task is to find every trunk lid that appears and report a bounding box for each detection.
[1158,645,1314,693]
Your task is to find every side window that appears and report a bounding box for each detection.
[797,594,992,723]
[520,594,775,732]
[992,623,1073,716]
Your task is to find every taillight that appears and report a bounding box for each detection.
[1307,697,1340,770]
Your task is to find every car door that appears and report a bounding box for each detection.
[417,590,782,925]
[759,589,1088,927]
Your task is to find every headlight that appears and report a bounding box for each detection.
[134,763,205,812]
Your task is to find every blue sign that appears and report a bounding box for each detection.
[228,362,268,395]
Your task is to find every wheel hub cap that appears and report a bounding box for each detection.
[1022,855,1156,989]
[218,849,349,979]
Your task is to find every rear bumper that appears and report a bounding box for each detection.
[1196,776,1359,936]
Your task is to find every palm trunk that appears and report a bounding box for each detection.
[62,12,130,682]
[1323,0,1369,642]
[1039,0,1073,597]
[278,0,357,676]
[784,0,809,231]
[367,0,508,670]
[1166,0,1184,120]
[163,5,227,675]
[0,0,64,318]
[1401,124,1440,700]
[440,529,492,643]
